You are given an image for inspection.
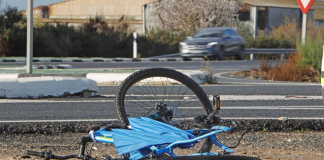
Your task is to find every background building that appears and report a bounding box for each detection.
[238,4,315,36]
[22,0,324,35]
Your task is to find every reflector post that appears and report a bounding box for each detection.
[213,95,220,111]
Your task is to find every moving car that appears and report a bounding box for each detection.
[179,27,245,60]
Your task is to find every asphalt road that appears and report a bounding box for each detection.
[1,60,321,121]
[1,60,283,72]
[0,83,323,122]
[98,85,322,96]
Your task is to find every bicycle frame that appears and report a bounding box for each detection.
[91,126,234,158]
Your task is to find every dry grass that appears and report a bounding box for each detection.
[266,53,318,82]
[236,53,319,82]
[0,32,9,57]
[270,17,300,41]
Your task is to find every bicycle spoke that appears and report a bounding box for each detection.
[152,77,163,103]
[145,78,159,102]
[159,77,167,102]
[134,82,158,105]
[125,90,155,108]
[176,87,190,107]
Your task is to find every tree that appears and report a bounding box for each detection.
[154,0,242,34]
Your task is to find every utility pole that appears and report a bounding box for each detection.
[27,0,33,73]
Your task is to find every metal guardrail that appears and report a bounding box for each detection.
[245,49,297,60]
[149,53,181,58]
[245,49,296,54]
[149,49,297,60]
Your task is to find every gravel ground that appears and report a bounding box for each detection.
[1,131,324,160]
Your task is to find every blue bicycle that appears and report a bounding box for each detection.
[27,68,260,160]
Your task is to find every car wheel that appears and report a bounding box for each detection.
[217,52,224,61]
[237,49,245,60]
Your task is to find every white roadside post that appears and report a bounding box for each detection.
[133,32,137,59]
[301,13,307,44]
[322,45,324,103]
[281,54,285,60]
[27,0,33,73]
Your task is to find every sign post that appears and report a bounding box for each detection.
[27,0,33,73]
[322,45,324,104]
[133,32,137,59]
[297,0,315,44]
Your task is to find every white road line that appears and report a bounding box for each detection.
[0,119,118,123]
[1,117,324,123]
[220,117,324,120]
[215,72,320,85]
[106,95,323,100]
[208,95,322,100]
[0,95,321,103]
[177,106,324,110]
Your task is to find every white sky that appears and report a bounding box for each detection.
[0,0,66,11]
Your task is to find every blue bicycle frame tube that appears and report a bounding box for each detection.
[151,126,234,157]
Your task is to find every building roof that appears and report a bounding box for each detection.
[48,0,71,6]
[242,0,324,9]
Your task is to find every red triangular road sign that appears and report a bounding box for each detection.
[297,0,315,14]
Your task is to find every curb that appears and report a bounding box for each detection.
[0,70,210,85]
[34,64,73,69]
[0,70,211,98]
[0,77,98,98]
[1,119,323,135]
[0,58,204,63]
[86,70,208,85]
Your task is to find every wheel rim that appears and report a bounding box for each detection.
[121,76,209,125]
[238,50,244,60]
[218,53,224,60]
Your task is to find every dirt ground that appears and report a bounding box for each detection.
[1,131,324,160]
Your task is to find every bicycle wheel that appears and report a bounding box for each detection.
[115,67,213,125]
[154,155,261,160]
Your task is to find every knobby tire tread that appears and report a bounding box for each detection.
[115,67,213,125]
[154,155,261,160]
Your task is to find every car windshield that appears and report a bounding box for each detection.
[192,29,222,38]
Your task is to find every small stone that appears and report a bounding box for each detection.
[278,117,288,120]
[82,91,97,98]
[287,139,296,142]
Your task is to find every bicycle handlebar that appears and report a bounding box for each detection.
[27,150,45,157]
[111,121,128,129]
[27,150,79,159]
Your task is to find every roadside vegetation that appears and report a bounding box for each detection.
[0,2,323,82]
[0,3,301,59]
[0,1,242,58]
[236,18,324,82]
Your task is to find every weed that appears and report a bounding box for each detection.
[137,53,141,60]
[263,127,269,132]
[200,58,217,84]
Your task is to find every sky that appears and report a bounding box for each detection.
[0,0,66,11]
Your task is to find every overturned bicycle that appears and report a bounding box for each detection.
[27,68,260,160]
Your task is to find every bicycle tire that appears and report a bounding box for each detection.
[153,155,261,160]
[115,67,213,125]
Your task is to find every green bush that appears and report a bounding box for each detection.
[0,6,321,58]
[296,34,324,74]
[246,35,295,49]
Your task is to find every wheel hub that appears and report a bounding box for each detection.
[160,102,181,125]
